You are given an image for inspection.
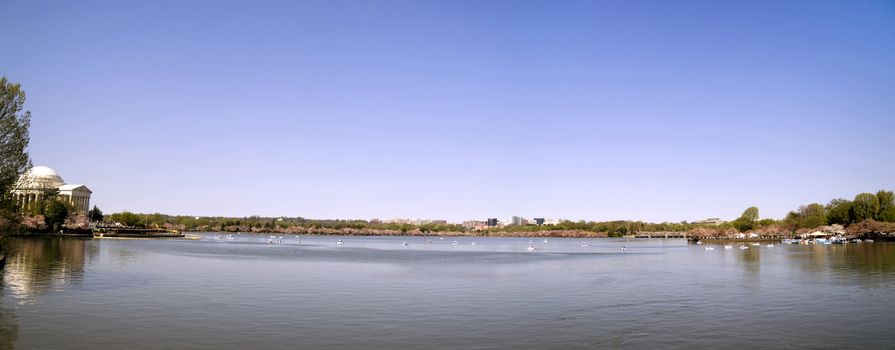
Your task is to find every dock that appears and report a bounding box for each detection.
[633,231,688,239]
[93,227,184,239]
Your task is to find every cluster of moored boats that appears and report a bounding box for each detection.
[695,237,875,250]
[780,237,874,245]
[699,242,775,251]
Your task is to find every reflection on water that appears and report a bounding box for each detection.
[0,237,96,350]
[786,243,895,281]
[2,238,96,301]
[0,235,893,349]
[0,275,17,350]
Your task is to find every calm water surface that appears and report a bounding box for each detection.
[2,234,895,349]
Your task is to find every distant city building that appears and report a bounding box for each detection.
[533,218,545,225]
[382,218,447,225]
[13,166,92,214]
[463,220,489,230]
[511,216,524,226]
[486,218,499,227]
[692,218,724,225]
[544,219,561,225]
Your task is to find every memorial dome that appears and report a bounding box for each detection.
[21,166,65,189]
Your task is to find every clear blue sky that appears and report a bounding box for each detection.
[2,0,893,223]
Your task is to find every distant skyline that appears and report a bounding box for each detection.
[2,0,893,223]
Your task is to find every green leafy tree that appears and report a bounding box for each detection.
[44,198,70,232]
[22,187,59,217]
[876,190,895,222]
[799,203,827,229]
[734,206,759,231]
[88,205,104,222]
[783,211,801,232]
[0,77,33,241]
[146,213,165,227]
[756,218,777,228]
[108,211,143,227]
[826,198,852,226]
[851,193,879,222]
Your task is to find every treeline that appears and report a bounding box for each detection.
[782,190,895,231]
[105,212,467,234]
[104,213,696,237]
[488,220,691,236]
[105,212,693,236]
[689,190,895,238]
[102,189,895,237]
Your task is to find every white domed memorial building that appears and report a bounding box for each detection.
[13,166,92,214]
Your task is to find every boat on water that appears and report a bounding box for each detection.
[813,238,829,245]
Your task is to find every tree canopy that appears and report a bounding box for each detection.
[88,205,104,222]
[800,203,827,228]
[826,198,852,226]
[0,77,32,238]
[876,190,895,222]
[851,193,879,222]
[732,206,760,231]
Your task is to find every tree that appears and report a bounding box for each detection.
[44,198,69,232]
[21,187,59,217]
[108,211,142,227]
[799,203,827,229]
[851,193,879,222]
[734,206,759,231]
[88,205,104,222]
[783,211,801,232]
[826,198,852,226]
[0,77,32,248]
[875,190,895,222]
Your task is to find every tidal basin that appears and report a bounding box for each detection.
[2,234,894,349]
